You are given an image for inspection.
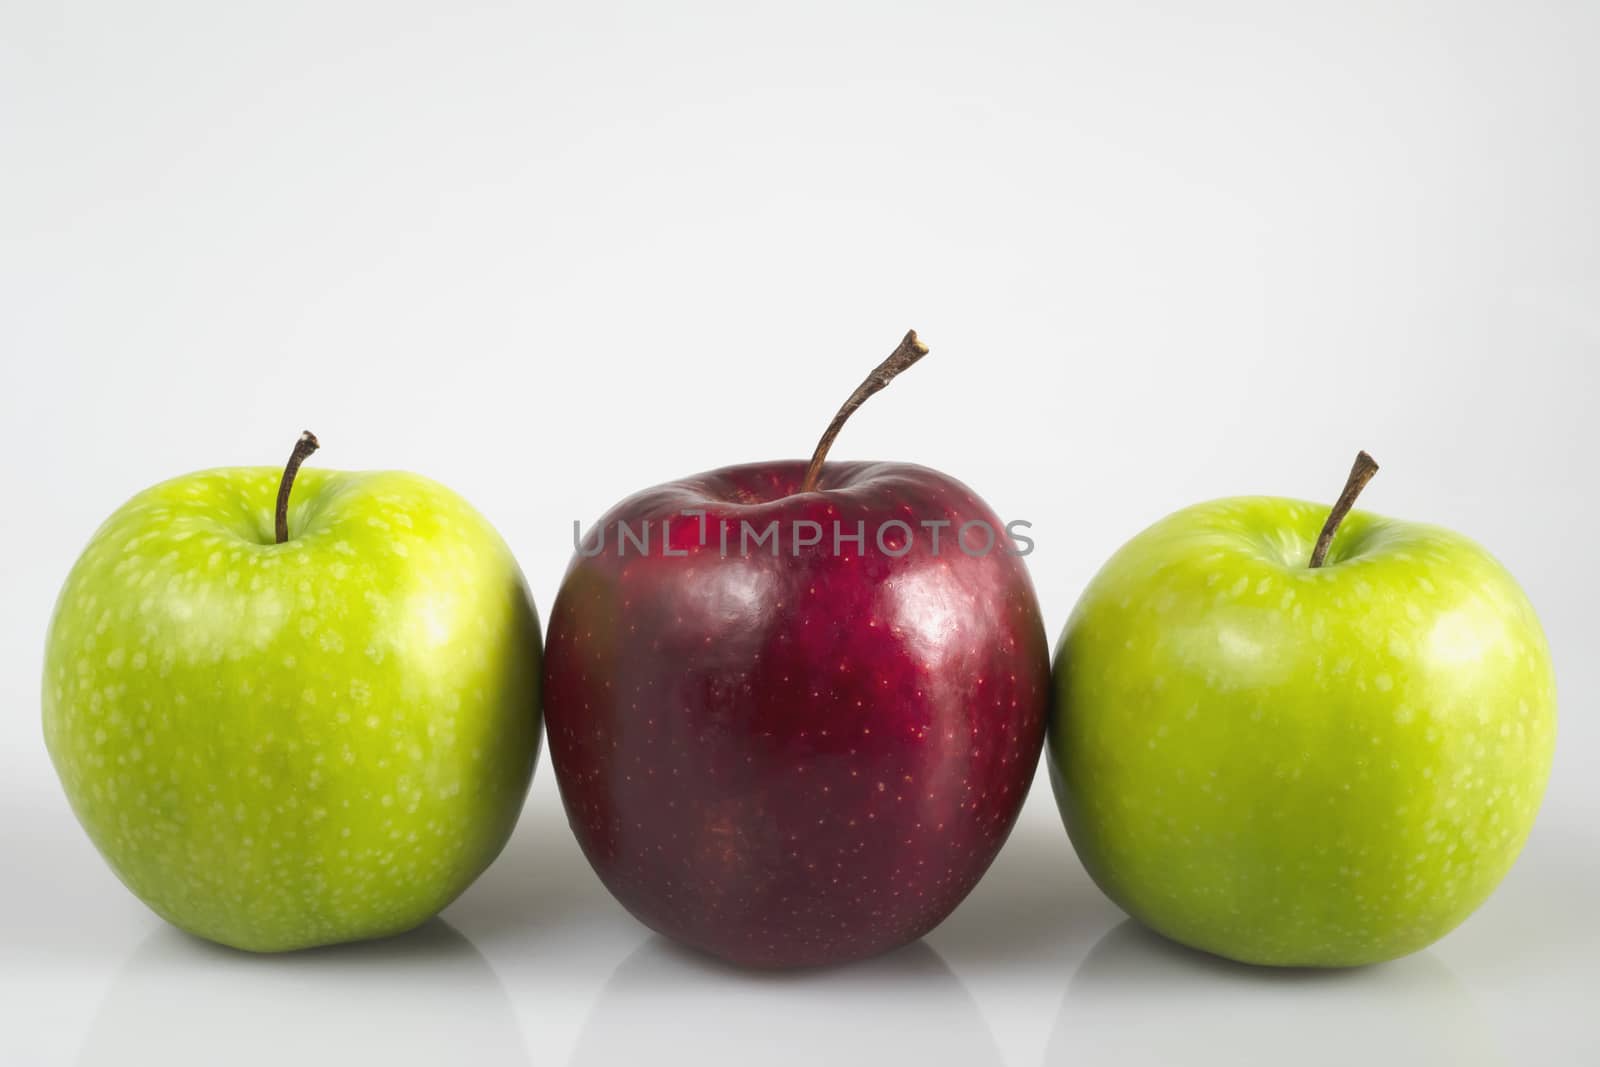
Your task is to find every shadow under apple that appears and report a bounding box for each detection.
[927,808,1125,975]
[572,935,1003,1067]
[441,791,626,946]
[77,918,529,1067]
[1044,919,1504,1066]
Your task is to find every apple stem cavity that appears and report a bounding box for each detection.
[799,330,930,494]
[1309,450,1380,568]
[274,431,321,544]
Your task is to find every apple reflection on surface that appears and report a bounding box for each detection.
[1046,921,1504,1067]
[78,920,528,1067]
[573,936,1002,1067]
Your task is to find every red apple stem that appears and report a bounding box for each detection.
[275,431,321,544]
[800,330,930,493]
[1309,450,1379,568]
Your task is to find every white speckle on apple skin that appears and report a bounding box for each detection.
[42,467,543,952]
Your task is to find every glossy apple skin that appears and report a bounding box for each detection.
[544,460,1049,968]
[1051,497,1556,967]
[43,467,541,951]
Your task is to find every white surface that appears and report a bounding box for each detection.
[3,2,1598,1064]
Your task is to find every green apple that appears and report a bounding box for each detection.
[1050,452,1556,967]
[43,434,541,952]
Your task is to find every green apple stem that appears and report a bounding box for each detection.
[1309,450,1379,568]
[275,431,321,544]
[800,330,930,493]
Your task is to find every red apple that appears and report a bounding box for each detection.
[543,332,1050,967]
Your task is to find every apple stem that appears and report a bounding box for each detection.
[275,431,321,544]
[1309,450,1379,568]
[799,330,930,493]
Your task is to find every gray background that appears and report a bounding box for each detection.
[3,2,1596,1064]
